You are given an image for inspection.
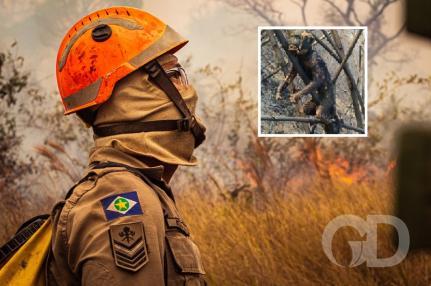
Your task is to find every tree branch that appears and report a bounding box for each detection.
[322,0,346,22]
[310,31,341,61]
[263,67,282,82]
[273,30,311,84]
[365,0,397,26]
[369,22,406,60]
[321,30,338,51]
[268,32,290,76]
[290,0,308,25]
[331,30,365,127]
[332,30,363,83]
[261,116,365,133]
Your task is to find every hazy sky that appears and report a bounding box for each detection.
[0,0,430,97]
[0,0,258,92]
[1,0,430,180]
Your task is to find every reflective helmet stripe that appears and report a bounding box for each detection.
[58,17,144,71]
[63,78,102,110]
[129,26,187,68]
[61,25,187,113]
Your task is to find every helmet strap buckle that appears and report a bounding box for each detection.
[144,61,161,78]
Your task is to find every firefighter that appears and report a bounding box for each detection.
[48,7,206,285]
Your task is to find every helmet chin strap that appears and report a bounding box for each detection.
[91,59,206,148]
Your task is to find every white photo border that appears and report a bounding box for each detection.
[257,26,368,138]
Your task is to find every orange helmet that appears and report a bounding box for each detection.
[56,6,188,114]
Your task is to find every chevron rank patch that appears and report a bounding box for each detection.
[101,191,143,221]
[109,222,149,272]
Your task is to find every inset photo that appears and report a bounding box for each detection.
[258,27,367,137]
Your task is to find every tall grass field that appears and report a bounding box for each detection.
[179,178,431,285]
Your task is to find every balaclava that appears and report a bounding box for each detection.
[92,54,201,166]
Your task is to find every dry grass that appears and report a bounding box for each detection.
[178,177,431,286]
[2,142,431,285]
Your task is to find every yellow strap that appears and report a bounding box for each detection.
[0,219,52,286]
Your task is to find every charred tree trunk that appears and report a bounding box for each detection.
[330,30,364,129]
[268,32,290,76]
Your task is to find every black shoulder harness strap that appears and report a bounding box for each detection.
[92,60,206,147]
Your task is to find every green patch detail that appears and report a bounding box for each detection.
[114,198,130,212]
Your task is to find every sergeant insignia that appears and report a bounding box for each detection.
[109,222,149,272]
[101,191,143,221]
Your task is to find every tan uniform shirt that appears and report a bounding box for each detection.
[47,147,206,285]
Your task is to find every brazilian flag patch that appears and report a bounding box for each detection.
[101,191,143,221]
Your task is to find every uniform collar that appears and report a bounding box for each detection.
[88,146,165,181]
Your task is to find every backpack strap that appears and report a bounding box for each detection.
[0,215,49,266]
[0,171,95,267]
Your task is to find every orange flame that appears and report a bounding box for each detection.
[327,158,366,185]
[312,148,367,185]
